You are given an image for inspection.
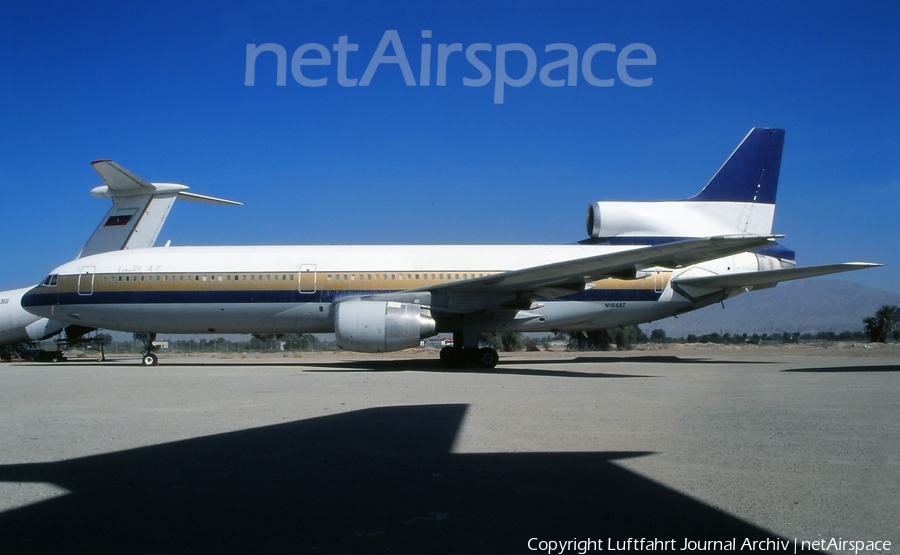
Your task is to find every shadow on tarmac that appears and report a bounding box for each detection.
[783,364,900,373]
[0,404,823,554]
[300,359,650,378]
[20,353,765,379]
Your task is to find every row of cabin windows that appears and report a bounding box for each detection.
[327,273,484,281]
[101,274,295,283]
[96,273,486,284]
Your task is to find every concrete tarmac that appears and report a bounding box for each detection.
[1,344,898,554]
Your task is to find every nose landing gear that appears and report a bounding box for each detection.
[135,332,159,366]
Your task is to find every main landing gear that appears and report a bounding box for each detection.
[439,346,499,368]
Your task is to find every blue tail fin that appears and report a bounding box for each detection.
[689,128,784,204]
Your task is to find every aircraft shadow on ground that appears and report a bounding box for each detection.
[298,359,650,378]
[24,359,648,378]
[783,364,900,373]
[25,353,764,379]
[0,404,824,554]
[547,355,765,365]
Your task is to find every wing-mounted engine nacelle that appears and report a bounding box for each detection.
[334,300,436,353]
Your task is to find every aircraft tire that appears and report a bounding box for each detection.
[142,353,158,366]
[448,347,469,368]
[475,347,499,368]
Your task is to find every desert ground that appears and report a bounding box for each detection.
[2,343,897,553]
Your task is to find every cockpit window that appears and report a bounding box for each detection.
[41,274,59,287]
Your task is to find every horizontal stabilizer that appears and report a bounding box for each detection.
[177,190,244,206]
[672,262,882,290]
[90,159,153,191]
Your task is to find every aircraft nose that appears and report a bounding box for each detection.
[21,283,56,318]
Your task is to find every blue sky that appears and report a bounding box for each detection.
[1,1,898,293]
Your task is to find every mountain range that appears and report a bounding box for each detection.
[641,279,900,337]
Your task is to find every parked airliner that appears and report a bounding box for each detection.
[0,160,240,349]
[21,129,879,367]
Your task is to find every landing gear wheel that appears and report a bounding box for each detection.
[440,347,469,368]
[142,353,158,366]
[475,347,499,368]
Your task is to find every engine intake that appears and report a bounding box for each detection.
[334,300,436,353]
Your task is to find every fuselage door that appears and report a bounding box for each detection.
[299,264,317,294]
[78,266,96,296]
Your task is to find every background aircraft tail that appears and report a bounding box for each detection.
[79,160,242,258]
[0,161,242,348]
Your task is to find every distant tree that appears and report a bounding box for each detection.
[1,342,28,362]
[500,332,524,352]
[567,331,611,351]
[650,329,667,343]
[614,326,641,350]
[863,305,900,343]
[481,334,504,351]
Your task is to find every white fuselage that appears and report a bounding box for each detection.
[22,243,770,337]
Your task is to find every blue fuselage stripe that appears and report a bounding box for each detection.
[25,287,665,307]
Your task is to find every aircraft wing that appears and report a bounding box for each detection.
[429,235,778,294]
[369,235,780,312]
[671,262,882,290]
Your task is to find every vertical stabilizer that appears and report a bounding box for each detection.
[689,128,784,204]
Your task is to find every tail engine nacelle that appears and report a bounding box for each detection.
[334,300,436,353]
[586,200,775,239]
